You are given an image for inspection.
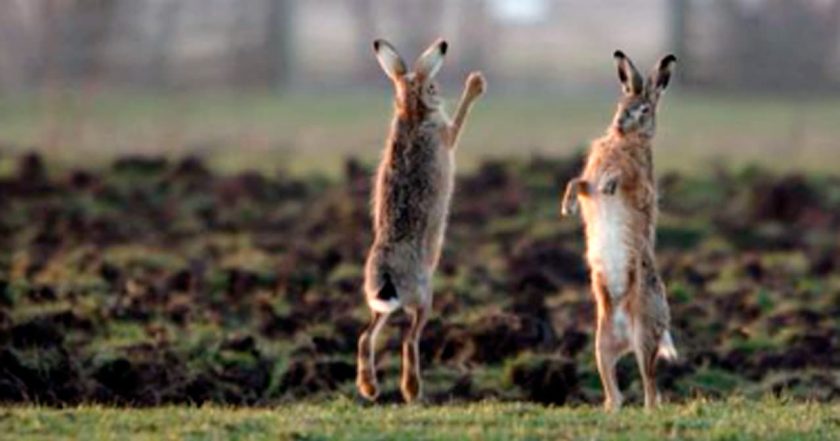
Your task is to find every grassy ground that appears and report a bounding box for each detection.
[1,89,840,175]
[2,398,838,441]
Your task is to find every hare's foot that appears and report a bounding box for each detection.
[357,367,380,401]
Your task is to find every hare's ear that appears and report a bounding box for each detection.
[614,50,643,96]
[414,38,448,80]
[649,54,677,94]
[373,39,407,80]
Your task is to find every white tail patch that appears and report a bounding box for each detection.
[657,331,678,361]
[368,297,401,314]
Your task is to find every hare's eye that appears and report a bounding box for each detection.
[640,104,651,114]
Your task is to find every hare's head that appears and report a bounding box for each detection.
[611,50,677,138]
[374,38,447,120]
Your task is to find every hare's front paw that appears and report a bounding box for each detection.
[561,178,582,216]
[561,198,578,217]
[466,72,486,96]
[600,178,618,195]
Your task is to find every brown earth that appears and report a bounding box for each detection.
[0,152,838,406]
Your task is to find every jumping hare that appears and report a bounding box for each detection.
[356,38,486,403]
[561,50,678,410]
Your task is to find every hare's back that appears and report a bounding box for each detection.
[377,134,453,243]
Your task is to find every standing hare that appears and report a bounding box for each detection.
[561,50,678,410]
[356,38,486,403]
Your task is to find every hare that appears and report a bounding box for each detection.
[561,50,678,410]
[356,38,486,403]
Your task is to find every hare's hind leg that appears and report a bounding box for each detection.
[593,271,625,411]
[635,259,668,408]
[357,310,390,400]
[633,331,661,409]
[596,318,623,411]
[400,303,429,403]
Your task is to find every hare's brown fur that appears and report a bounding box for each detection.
[357,38,485,403]
[562,50,677,410]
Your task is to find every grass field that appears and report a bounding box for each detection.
[1,89,840,175]
[3,398,838,441]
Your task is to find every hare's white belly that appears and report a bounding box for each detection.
[586,197,630,300]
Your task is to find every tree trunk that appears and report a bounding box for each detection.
[265,0,294,91]
[669,0,688,84]
[351,0,377,82]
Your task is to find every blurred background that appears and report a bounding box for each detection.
[1,0,839,407]
[2,0,840,173]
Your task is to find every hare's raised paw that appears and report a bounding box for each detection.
[466,72,486,96]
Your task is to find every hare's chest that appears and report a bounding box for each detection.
[584,196,631,299]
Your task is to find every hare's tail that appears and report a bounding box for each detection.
[657,331,678,361]
[367,273,401,314]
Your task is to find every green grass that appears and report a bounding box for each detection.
[1,89,840,175]
[2,398,838,440]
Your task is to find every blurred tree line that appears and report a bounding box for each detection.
[0,0,298,90]
[0,0,839,93]
[675,0,840,91]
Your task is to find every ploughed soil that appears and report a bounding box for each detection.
[0,152,838,406]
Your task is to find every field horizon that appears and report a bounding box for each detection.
[1,91,840,176]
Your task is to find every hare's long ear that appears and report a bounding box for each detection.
[374,39,407,80]
[414,38,448,80]
[614,50,644,96]
[649,54,677,96]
